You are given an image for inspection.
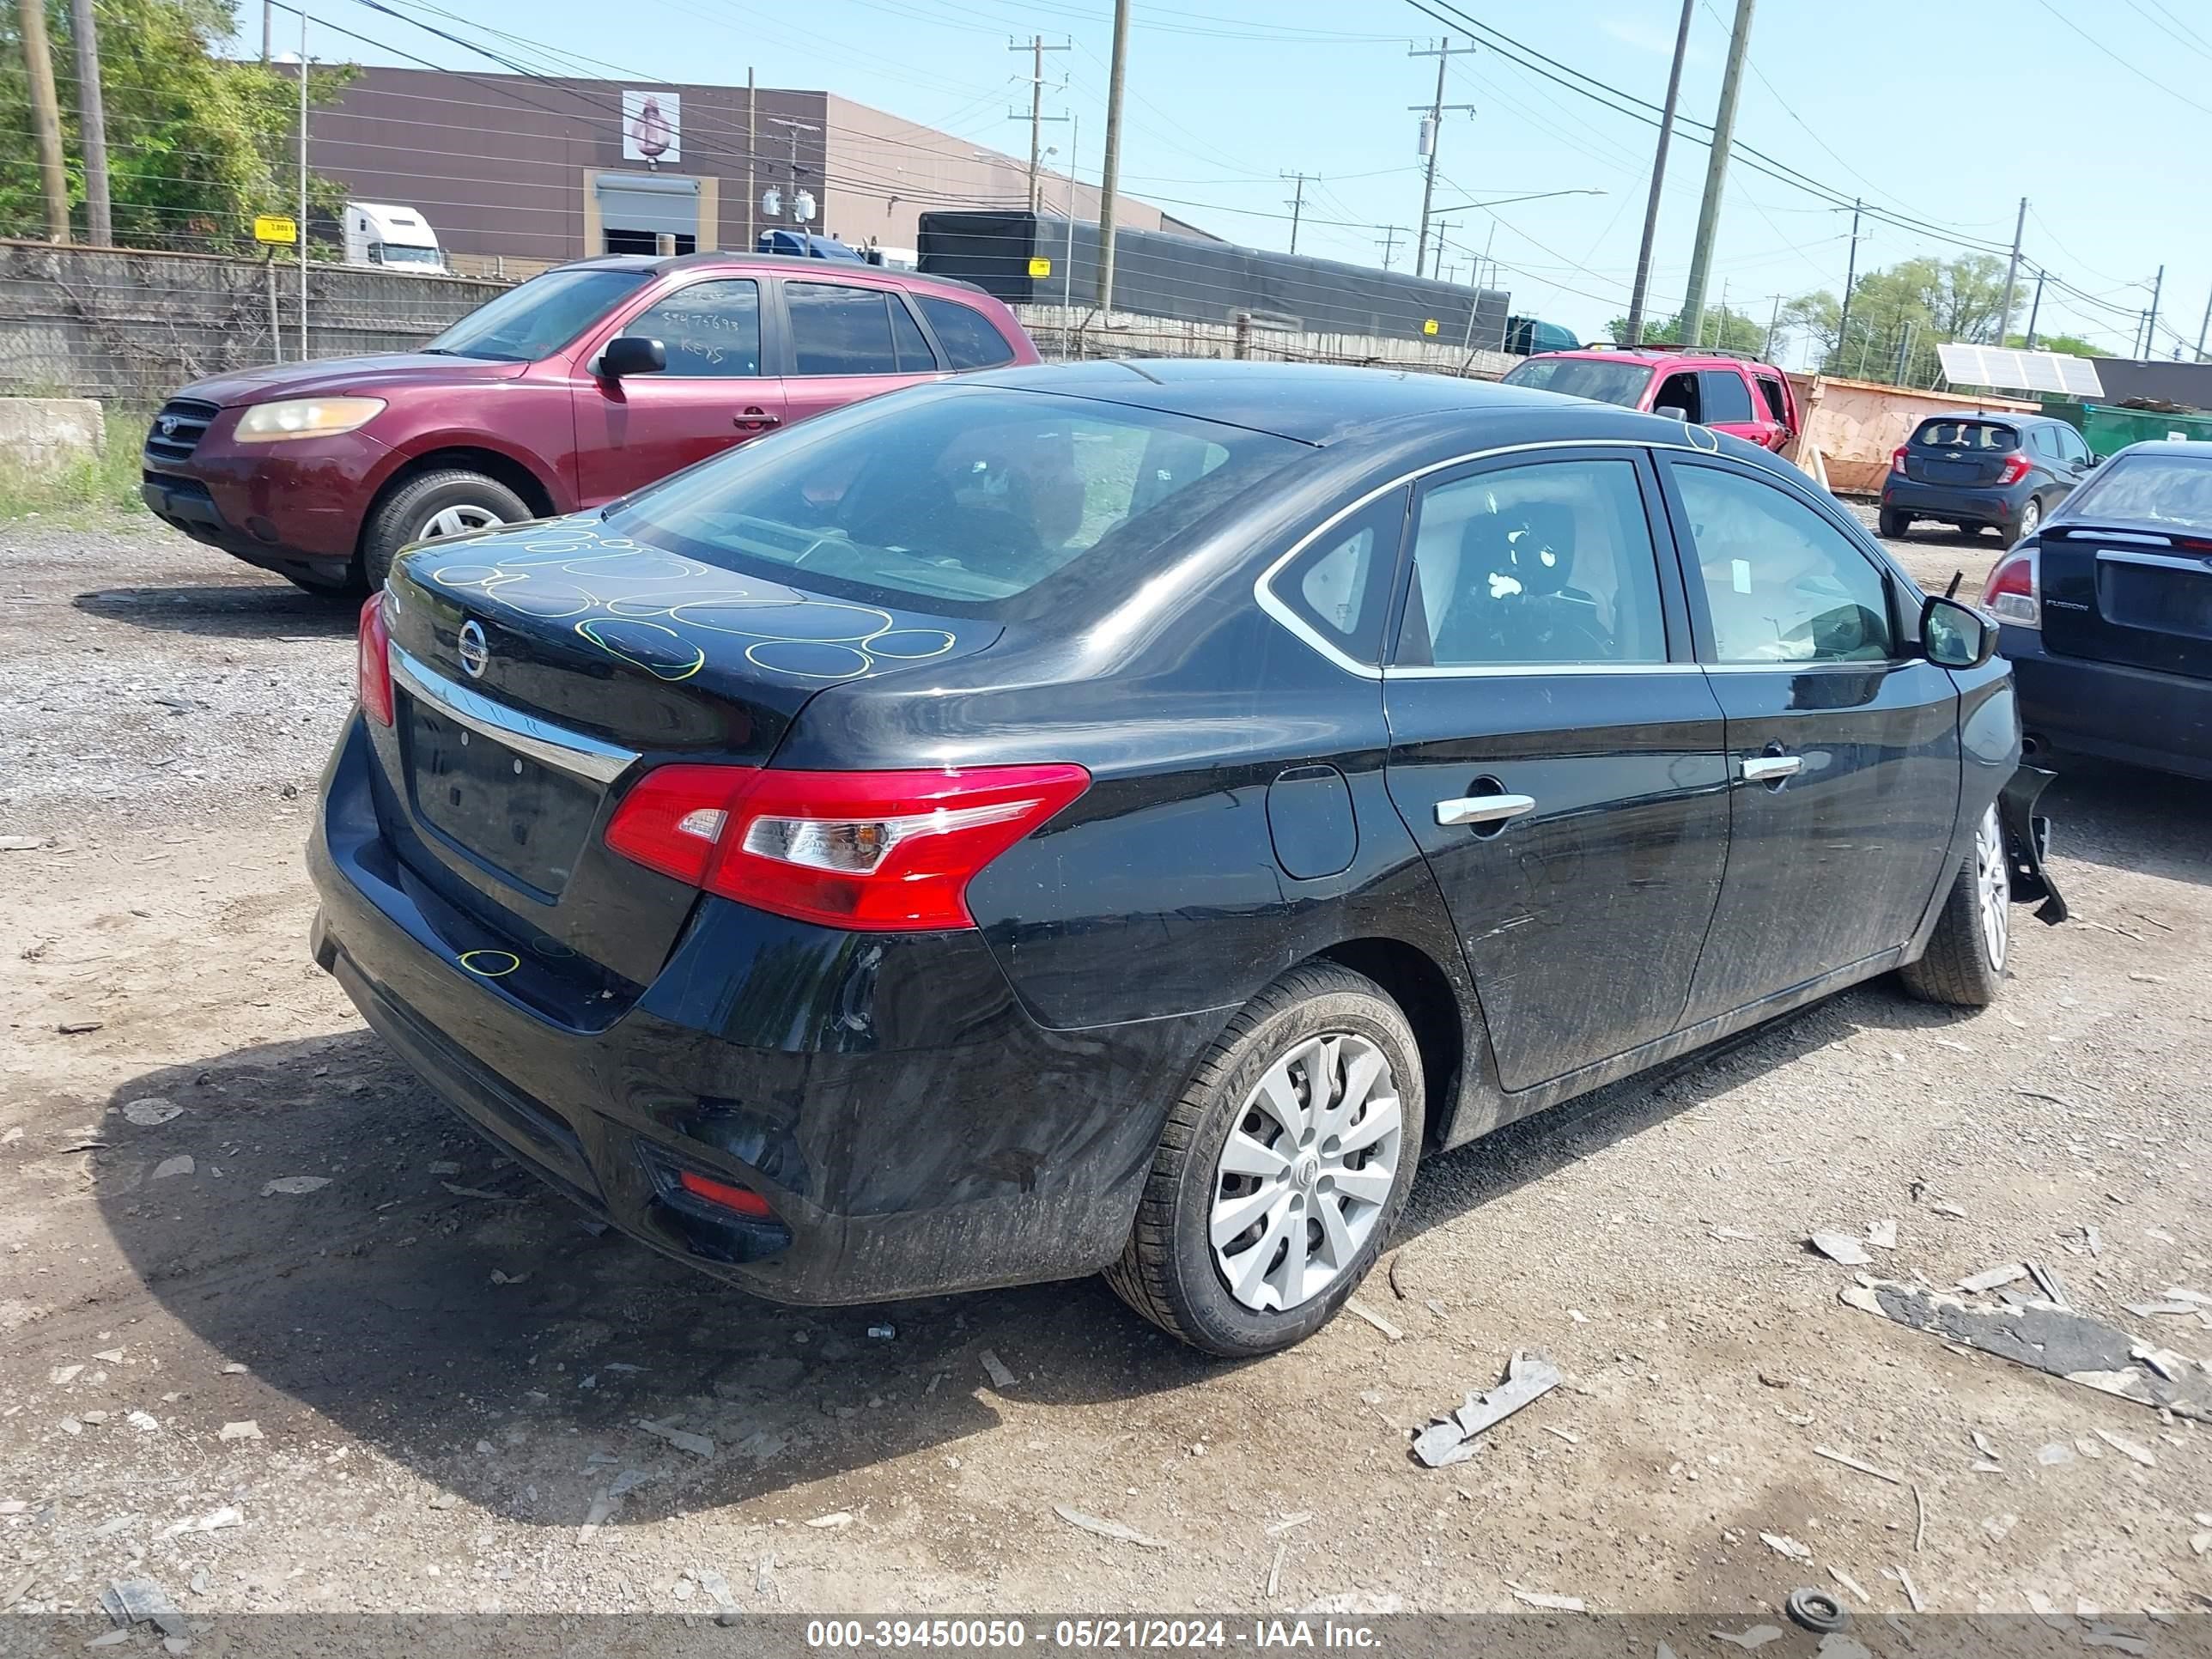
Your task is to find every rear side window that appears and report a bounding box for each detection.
[1672,462,1893,664]
[1401,459,1669,668]
[1696,370,1753,424]
[788,283,904,375]
[889,298,937,372]
[1754,374,1788,423]
[612,386,1302,611]
[1277,489,1407,664]
[1915,419,2017,450]
[916,295,1018,369]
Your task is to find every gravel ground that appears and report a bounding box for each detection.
[5,516,2212,1632]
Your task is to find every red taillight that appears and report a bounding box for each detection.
[1982,546,2040,629]
[357,592,394,726]
[1890,445,1909,477]
[678,1170,775,1218]
[1996,452,2031,485]
[605,763,1091,932]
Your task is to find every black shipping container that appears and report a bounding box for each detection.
[918,210,1510,352]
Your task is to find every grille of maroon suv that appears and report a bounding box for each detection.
[143,398,219,467]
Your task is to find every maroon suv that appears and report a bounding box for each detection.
[141,252,1041,594]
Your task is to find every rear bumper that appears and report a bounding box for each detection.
[307,713,1215,1304]
[1879,477,2031,527]
[2002,624,2212,781]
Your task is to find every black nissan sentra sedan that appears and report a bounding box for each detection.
[309,362,2063,1358]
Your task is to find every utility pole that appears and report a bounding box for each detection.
[1763,292,1781,361]
[1995,195,2027,345]
[1678,0,1754,356]
[1095,0,1129,313]
[744,67,756,253]
[70,0,110,246]
[1281,170,1316,257]
[1009,35,1069,214]
[17,0,70,242]
[2025,268,2045,351]
[262,0,271,59]
[1834,198,1864,371]
[2196,280,2212,362]
[2145,263,2165,357]
[1407,38,1477,280]
[1375,225,1406,272]
[1430,218,1462,281]
[1625,0,1692,345]
[296,8,307,359]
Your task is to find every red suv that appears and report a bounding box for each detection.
[1500,346,1800,453]
[141,252,1041,594]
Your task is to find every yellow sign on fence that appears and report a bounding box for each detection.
[1422,317,1440,337]
[253,216,298,246]
[1027,256,1053,278]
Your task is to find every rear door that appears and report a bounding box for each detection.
[1903,417,2018,487]
[1752,369,1796,444]
[1658,456,1960,1024]
[571,276,787,504]
[2046,422,2093,505]
[776,278,944,428]
[1380,448,1731,1091]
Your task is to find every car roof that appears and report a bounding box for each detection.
[963,359,1592,445]
[1527,347,1778,370]
[556,251,990,297]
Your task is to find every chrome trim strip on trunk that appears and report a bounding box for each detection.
[389,646,640,785]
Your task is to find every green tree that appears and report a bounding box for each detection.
[2003,331,2102,358]
[1604,306,1768,356]
[1781,255,2014,389]
[1,0,352,251]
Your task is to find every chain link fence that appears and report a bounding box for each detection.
[0,240,509,408]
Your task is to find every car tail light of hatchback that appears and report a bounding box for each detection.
[1996,452,2032,485]
[1982,545,2040,628]
[357,592,395,726]
[1890,445,1909,477]
[605,763,1092,931]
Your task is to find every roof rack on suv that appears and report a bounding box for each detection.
[1584,341,1771,362]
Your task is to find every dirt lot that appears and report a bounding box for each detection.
[4,514,2212,1628]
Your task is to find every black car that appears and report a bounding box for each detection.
[309,362,2062,1358]
[1988,439,2212,780]
[1880,410,2094,544]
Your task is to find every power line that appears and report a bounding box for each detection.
[2030,0,2212,118]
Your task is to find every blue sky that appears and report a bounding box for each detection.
[282,0,2212,365]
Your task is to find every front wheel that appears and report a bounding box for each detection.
[1104,963,1425,1358]
[362,469,532,592]
[1899,804,2009,1007]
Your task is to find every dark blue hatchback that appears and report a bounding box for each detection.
[1880,411,2094,545]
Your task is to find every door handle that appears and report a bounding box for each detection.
[733,407,781,430]
[1435,793,1537,827]
[1740,755,1803,783]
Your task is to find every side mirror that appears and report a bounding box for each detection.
[599,336,666,379]
[1921,592,1996,669]
[2087,453,2103,467]
[1656,404,1691,422]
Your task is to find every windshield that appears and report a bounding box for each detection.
[378,244,442,268]
[1500,356,1655,409]
[423,268,647,362]
[2057,452,2212,526]
[610,386,1304,613]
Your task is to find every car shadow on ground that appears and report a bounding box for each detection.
[74,580,356,638]
[2039,757,2212,893]
[91,970,1948,1529]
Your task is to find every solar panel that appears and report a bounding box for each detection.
[1936,343,2104,398]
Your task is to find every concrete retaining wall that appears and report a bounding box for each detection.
[0,397,106,471]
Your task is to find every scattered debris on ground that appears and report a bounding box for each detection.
[1411,1351,1562,1468]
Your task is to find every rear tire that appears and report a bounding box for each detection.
[1104,963,1425,1358]
[1899,804,2009,1008]
[1878,508,1910,539]
[2011,496,2043,546]
[362,469,532,592]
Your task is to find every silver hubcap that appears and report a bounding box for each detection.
[1975,804,2009,970]
[1211,1032,1402,1314]
[2016,501,2039,543]
[420,503,505,539]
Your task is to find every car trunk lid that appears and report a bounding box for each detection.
[1905,419,2019,485]
[2039,523,2212,681]
[371,514,998,990]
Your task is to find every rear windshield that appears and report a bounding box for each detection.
[1912,419,2017,450]
[1500,357,1654,410]
[2057,452,2212,526]
[423,267,647,362]
[609,386,1305,614]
